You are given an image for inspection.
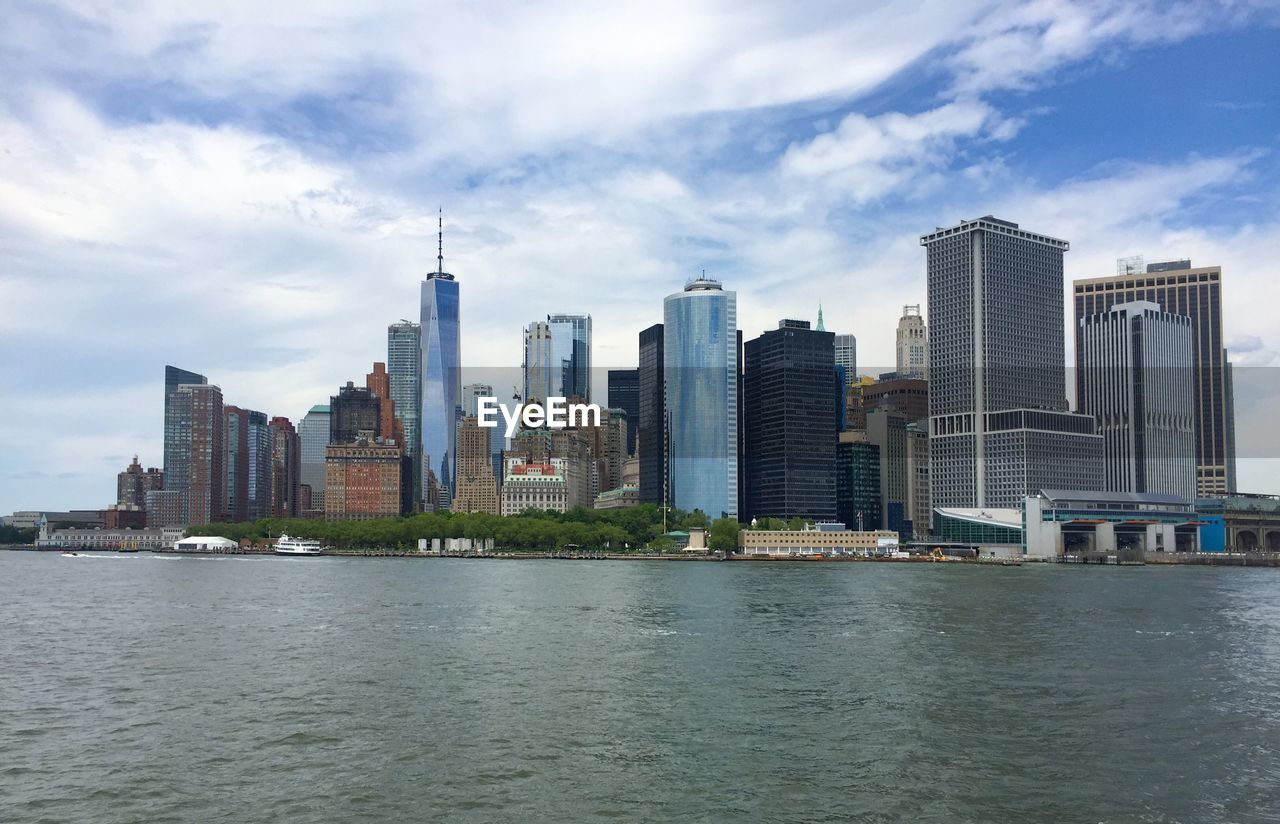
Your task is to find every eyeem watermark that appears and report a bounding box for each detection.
[477,397,602,438]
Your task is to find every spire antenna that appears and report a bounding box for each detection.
[437,207,444,275]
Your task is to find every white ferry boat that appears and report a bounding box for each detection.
[274,534,324,556]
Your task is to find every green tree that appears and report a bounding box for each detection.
[708,517,741,552]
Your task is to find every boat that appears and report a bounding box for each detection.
[274,535,324,556]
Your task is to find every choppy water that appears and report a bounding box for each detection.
[2,553,1280,822]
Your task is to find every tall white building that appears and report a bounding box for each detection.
[895,305,928,379]
[1078,301,1196,502]
[834,334,857,382]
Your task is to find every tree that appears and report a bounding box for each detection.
[708,517,741,552]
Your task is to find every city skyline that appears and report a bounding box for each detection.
[3,3,1279,510]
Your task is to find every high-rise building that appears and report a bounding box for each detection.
[836,431,880,531]
[462,382,504,485]
[388,320,422,503]
[895,305,928,379]
[268,416,300,518]
[324,437,403,521]
[864,377,929,425]
[906,422,930,538]
[866,407,909,537]
[299,405,331,514]
[166,383,225,525]
[223,405,250,523]
[637,323,665,505]
[607,369,639,457]
[420,214,461,508]
[366,363,401,444]
[117,456,163,509]
[921,216,1102,509]
[452,416,499,515]
[330,382,381,444]
[1073,259,1235,497]
[523,321,555,403]
[1079,300,1196,501]
[664,276,738,518]
[547,313,592,401]
[163,365,206,487]
[246,411,274,522]
[834,334,857,382]
[743,319,837,522]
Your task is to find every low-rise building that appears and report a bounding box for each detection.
[502,458,568,515]
[36,524,185,550]
[739,523,900,557]
[594,486,639,510]
[1024,489,1201,560]
[1195,494,1280,552]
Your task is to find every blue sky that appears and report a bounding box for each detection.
[2,0,1279,511]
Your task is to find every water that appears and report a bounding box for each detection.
[2,553,1279,823]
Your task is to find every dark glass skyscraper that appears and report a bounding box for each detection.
[223,405,250,524]
[420,215,461,509]
[637,324,665,505]
[607,369,639,457]
[742,320,836,522]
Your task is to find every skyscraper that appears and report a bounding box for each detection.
[167,383,225,525]
[269,416,301,518]
[743,319,837,522]
[388,320,421,503]
[1073,259,1235,496]
[547,313,592,401]
[452,416,499,515]
[836,431,880,531]
[664,276,738,518]
[866,407,909,537]
[637,323,665,506]
[223,405,250,523]
[834,334,857,382]
[1079,300,1196,501]
[895,305,928,379]
[117,456,163,509]
[330,382,381,444]
[921,216,1102,509]
[420,212,461,509]
[246,410,274,522]
[607,369,639,457]
[366,362,401,444]
[299,405,331,514]
[163,365,206,484]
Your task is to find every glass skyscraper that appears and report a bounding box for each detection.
[299,404,331,513]
[547,313,592,402]
[664,277,738,519]
[163,365,206,484]
[387,321,421,504]
[420,218,461,508]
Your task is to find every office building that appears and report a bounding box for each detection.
[366,362,402,444]
[420,213,462,508]
[637,323,665,505]
[324,438,404,521]
[548,313,592,401]
[388,320,422,504]
[834,333,857,382]
[331,382,381,445]
[921,216,1102,509]
[742,319,837,522]
[523,321,555,403]
[607,368,640,456]
[1078,300,1196,501]
[836,431,880,531]
[864,376,929,425]
[452,416,499,515]
[866,407,909,537]
[906,422,930,538]
[1074,259,1236,496]
[501,458,568,515]
[895,305,928,379]
[665,277,738,518]
[299,405,331,514]
[269,416,300,518]
[165,383,225,525]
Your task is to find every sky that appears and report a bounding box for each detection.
[2,0,1279,511]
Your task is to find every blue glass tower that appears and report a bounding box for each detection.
[420,212,461,509]
[664,276,737,519]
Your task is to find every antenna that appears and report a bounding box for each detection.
[437,207,444,275]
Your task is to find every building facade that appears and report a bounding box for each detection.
[388,320,422,505]
[117,456,163,509]
[163,365,206,485]
[268,416,300,518]
[324,439,404,520]
[866,407,909,537]
[607,368,639,457]
[548,313,592,401]
[165,383,225,525]
[864,377,929,425]
[1073,259,1235,497]
[501,458,568,515]
[331,382,381,444]
[743,319,837,522]
[246,410,274,521]
[921,216,1102,509]
[637,323,666,505]
[299,405,331,515]
[452,416,499,515]
[664,277,738,518]
[223,405,251,524]
[834,333,857,383]
[1079,300,1196,501]
[906,422,930,539]
[836,431,880,531]
[420,217,462,509]
[523,321,555,403]
[895,305,928,379]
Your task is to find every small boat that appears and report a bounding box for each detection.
[274,534,324,556]
[60,550,79,557]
